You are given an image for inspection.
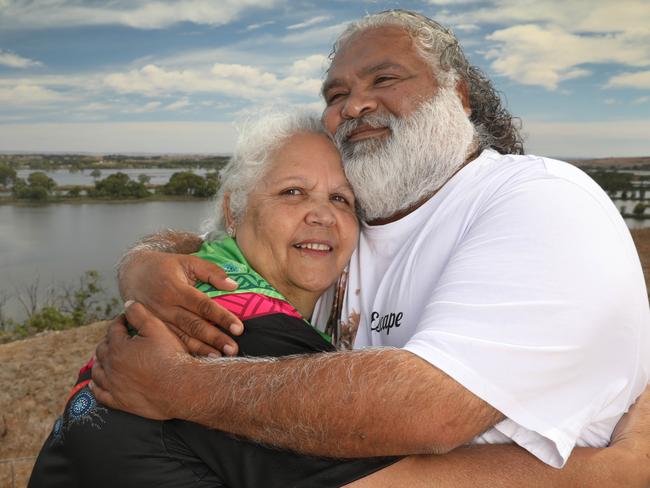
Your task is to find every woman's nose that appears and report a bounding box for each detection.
[306,203,336,226]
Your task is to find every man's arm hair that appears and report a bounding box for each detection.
[344,443,647,488]
[170,348,503,457]
[116,229,203,299]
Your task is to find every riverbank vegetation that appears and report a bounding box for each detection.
[582,168,650,219]
[0,271,118,344]
[0,164,219,203]
[0,153,229,171]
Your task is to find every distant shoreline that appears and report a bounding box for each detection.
[0,194,213,206]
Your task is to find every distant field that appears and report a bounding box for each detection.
[569,156,650,169]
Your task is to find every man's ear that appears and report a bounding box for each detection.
[456,80,471,116]
[222,192,235,229]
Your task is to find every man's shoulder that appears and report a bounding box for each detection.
[474,150,578,178]
[467,150,601,196]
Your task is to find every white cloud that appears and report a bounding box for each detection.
[441,0,650,34]
[125,101,162,113]
[287,54,328,79]
[103,62,322,100]
[0,83,68,106]
[604,98,617,105]
[281,21,348,47]
[485,24,649,89]
[77,102,113,111]
[454,23,479,32]
[0,122,238,153]
[245,20,275,31]
[634,96,650,104]
[607,71,650,90]
[435,0,650,90]
[428,0,481,4]
[0,49,42,68]
[164,97,191,111]
[287,15,332,30]
[0,0,281,30]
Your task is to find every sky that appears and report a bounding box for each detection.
[0,0,648,158]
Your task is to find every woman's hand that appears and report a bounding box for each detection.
[119,250,244,356]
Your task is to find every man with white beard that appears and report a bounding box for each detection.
[92,9,650,484]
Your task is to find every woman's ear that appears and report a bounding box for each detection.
[222,192,235,230]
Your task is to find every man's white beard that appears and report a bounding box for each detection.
[334,86,476,222]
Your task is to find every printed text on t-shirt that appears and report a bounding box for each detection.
[370,311,403,335]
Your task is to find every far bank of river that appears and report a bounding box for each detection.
[15,167,210,186]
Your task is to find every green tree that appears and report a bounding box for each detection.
[137,173,151,185]
[92,172,149,199]
[633,203,646,217]
[90,168,102,179]
[162,171,217,197]
[587,171,634,196]
[12,175,53,201]
[67,186,83,198]
[0,163,17,187]
[27,171,57,192]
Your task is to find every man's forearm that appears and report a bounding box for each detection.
[345,443,645,488]
[116,229,203,299]
[166,348,503,458]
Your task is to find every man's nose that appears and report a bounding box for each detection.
[341,90,377,119]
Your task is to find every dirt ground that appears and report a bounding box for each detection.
[1,228,650,487]
[0,321,108,487]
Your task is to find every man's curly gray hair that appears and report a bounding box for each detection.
[201,110,326,240]
[328,9,524,155]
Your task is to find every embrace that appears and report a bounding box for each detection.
[30,9,650,487]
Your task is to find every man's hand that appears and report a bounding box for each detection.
[609,385,650,485]
[344,385,650,488]
[119,249,244,356]
[91,302,191,419]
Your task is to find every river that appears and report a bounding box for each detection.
[0,200,215,321]
[1,197,649,322]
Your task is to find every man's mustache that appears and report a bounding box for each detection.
[334,113,394,147]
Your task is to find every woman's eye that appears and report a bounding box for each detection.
[281,188,303,196]
[331,194,351,205]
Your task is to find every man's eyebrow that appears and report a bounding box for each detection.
[321,62,407,97]
[363,62,406,75]
[321,78,344,97]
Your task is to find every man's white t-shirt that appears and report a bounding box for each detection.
[316,150,650,468]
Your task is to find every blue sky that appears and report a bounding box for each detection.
[0,0,648,158]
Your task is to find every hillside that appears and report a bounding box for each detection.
[1,228,650,487]
[569,156,650,169]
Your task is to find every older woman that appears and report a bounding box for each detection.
[28,112,398,487]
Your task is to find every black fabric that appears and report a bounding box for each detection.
[28,313,399,488]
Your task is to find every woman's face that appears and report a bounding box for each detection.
[233,132,358,313]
